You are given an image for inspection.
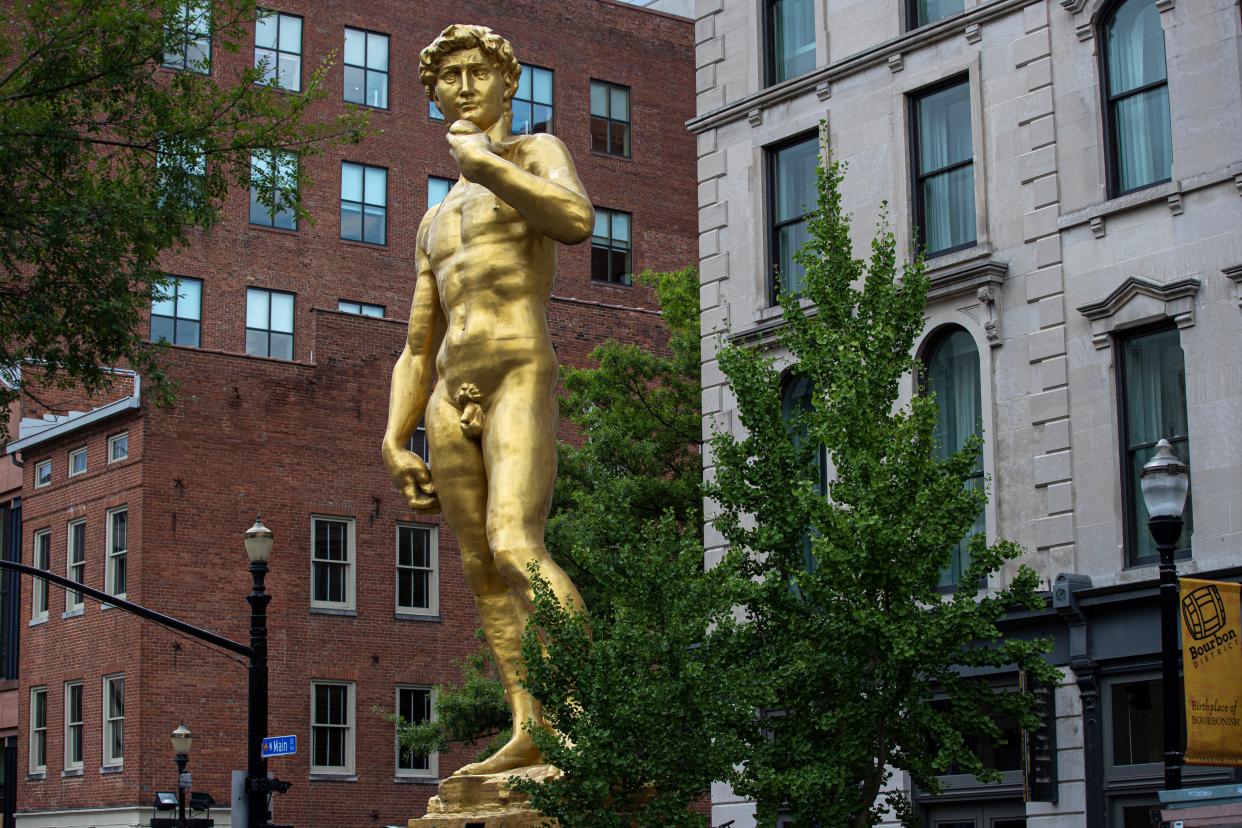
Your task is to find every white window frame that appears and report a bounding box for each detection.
[34,460,51,489]
[29,687,47,775]
[395,685,437,778]
[68,447,87,477]
[64,681,83,772]
[310,681,355,775]
[102,674,124,767]
[395,523,438,617]
[106,507,128,599]
[107,432,129,463]
[310,517,355,611]
[32,529,51,622]
[66,519,86,613]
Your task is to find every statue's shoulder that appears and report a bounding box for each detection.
[510,132,572,168]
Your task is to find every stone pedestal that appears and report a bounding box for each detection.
[408,765,558,828]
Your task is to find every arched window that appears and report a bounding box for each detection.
[1102,0,1172,195]
[923,327,984,587]
[781,372,825,573]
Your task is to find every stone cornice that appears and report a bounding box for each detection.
[1076,276,1201,348]
[1224,263,1242,308]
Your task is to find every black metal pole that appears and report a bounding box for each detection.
[247,558,271,828]
[1150,513,1184,790]
[175,754,189,828]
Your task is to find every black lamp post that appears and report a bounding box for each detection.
[1140,438,1189,791]
[171,723,193,828]
[244,517,273,828]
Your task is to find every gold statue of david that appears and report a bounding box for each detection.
[381,23,591,803]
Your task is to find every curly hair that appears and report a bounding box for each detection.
[419,25,522,110]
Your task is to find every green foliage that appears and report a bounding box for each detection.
[0,0,367,433]
[708,151,1058,828]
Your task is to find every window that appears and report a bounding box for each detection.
[108,432,129,463]
[769,134,818,299]
[766,0,816,84]
[32,529,50,621]
[1102,0,1172,195]
[908,0,965,29]
[245,288,295,360]
[103,675,124,767]
[427,177,452,209]
[912,78,976,257]
[311,517,354,610]
[590,81,630,157]
[29,688,47,774]
[340,162,387,245]
[923,327,983,587]
[1119,327,1191,564]
[34,460,51,488]
[66,519,85,613]
[152,276,202,347]
[513,64,553,135]
[337,300,384,318]
[311,681,354,773]
[343,28,388,108]
[255,9,301,91]
[1109,677,1163,768]
[106,508,128,598]
[249,150,298,229]
[163,1,211,73]
[408,418,429,464]
[157,138,207,212]
[781,373,826,573]
[64,681,83,771]
[395,686,436,776]
[68,447,87,477]
[396,524,438,616]
[591,209,632,285]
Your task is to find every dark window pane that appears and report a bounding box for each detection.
[777,220,810,295]
[773,138,818,223]
[341,203,362,240]
[591,244,609,282]
[363,205,386,245]
[917,83,973,173]
[398,570,413,607]
[771,0,816,82]
[610,250,630,285]
[591,117,609,153]
[915,0,965,26]
[344,65,365,104]
[512,100,532,135]
[532,104,552,134]
[269,332,293,360]
[1111,678,1162,765]
[1106,0,1168,95]
[175,319,200,347]
[609,123,629,156]
[249,187,269,225]
[1112,86,1172,191]
[152,316,175,344]
[246,329,268,357]
[274,201,296,230]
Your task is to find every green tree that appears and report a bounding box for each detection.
[0,0,366,432]
[708,153,1057,828]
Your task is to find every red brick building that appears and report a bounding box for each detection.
[3,2,695,825]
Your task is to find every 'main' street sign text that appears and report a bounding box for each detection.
[261,735,297,758]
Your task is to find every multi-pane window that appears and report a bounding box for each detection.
[1119,327,1191,564]
[1103,0,1172,195]
[67,519,86,613]
[428,177,452,210]
[255,10,301,91]
[311,682,354,773]
[908,0,965,29]
[103,675,124,767]
[65,681,83,771]
[769,134,818,299]
[156,139,207,210]
[766,0,816,84]
[337,300,384,318]
[343,28,389,108]
[34,460,51,488]
[249,150,298,229]
[69,447,87,477]
[340,162,388,245]
[924,327,984,587]
[396,524,438,616]
[590,81,631,157]
[108,432,129,463]
[29,688,47,774]
[152,276,203,348]
[513,64,553,135]
[163,1,211,73]
[591,209,632,286]
[311,518,354,610]
[396,686,435,776]
[913,78,976,256]
[32,529,50,621]
[107,508,128,598]
[245,288,295,360]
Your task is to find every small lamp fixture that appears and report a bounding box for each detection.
[170,722,193,757]
[245,516,274,564]
[1140,439,1189,520]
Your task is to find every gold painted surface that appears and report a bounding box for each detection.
[382,23,592,785]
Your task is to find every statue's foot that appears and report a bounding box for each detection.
[452,732,542,777]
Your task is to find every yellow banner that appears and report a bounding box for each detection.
[1181,578,1242,766]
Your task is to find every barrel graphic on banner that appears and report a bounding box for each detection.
[1180,578,1242,766]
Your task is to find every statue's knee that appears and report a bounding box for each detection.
[492,544,541,587]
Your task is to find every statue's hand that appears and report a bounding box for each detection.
[383,445,440,514]
[447,119,498,181]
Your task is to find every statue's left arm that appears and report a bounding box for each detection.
[447,121,593,244]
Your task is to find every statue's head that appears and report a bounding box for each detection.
[419,25,521,132]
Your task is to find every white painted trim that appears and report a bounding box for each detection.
[395,523,439,617]
[309,680,355,775]
[309,516,356,612]
[394,684,438,779]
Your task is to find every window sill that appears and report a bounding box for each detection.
[309,772,357,782]
[310,607,357,618]
[26,772,45,781]
[62,608,84,620]
[248,223,300,236]
[100,764,123,775]
[588,150,634,162]
[62,768,83,778]
[339,237,388,250]
[100,597,126,611]
[394,774,439,784]
[588,278,635,290]
[28,616,47,628]
[923,249,1006,303]
[395,612,441,623]
[1059,181,1177,232]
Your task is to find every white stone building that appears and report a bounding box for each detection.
[691,0,1242,825]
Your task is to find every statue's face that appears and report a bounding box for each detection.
[432,47,505,131]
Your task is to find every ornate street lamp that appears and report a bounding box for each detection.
[171,723,193,828]
[244,517,273,828]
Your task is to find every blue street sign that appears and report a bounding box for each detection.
[261,735,297,758]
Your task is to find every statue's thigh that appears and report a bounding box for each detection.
[482,384,557,548]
